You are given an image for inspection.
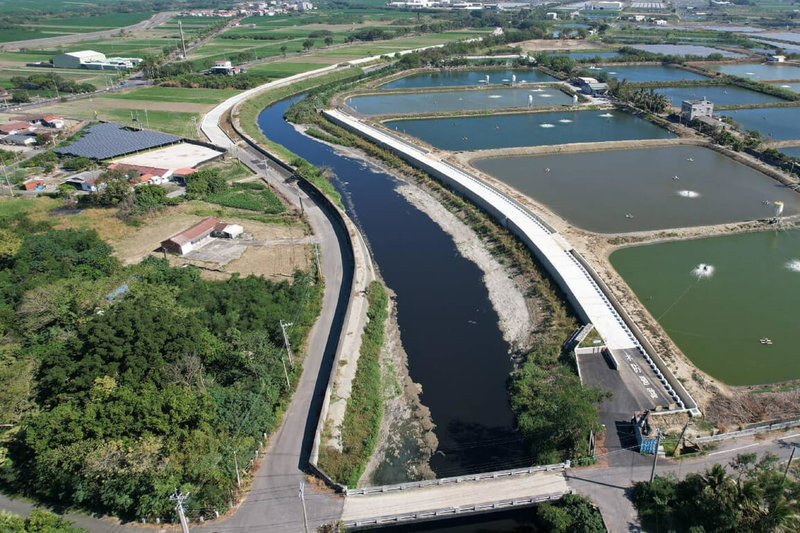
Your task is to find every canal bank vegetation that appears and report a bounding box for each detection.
[318,281,389,487]
[286,78,609,466]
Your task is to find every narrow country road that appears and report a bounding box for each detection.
[0,12,175,51]
[568,429,800,532]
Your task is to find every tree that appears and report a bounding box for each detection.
[280,45,287,57]
[302,39,315,52]
[0,509,86,532]
[324,36,334,46]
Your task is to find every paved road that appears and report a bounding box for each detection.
[568,429,800,532]
[0,12,175,51]
[342,472,568,524]
[193,151,350,533]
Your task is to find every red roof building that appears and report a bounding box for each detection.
[0,121,33,135]
[161,217,219,255]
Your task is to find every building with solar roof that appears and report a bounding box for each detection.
[54,122,182,161]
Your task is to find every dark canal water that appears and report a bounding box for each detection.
[258,96,530,479]
[356,507,541,532]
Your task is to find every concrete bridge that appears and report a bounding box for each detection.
[341,464,570,530]
[324,108,700,419]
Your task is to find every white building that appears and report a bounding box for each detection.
[546,12,558,19]
[682,97,714,121]
[53,50,106,69]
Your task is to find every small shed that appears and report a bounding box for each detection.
[22,178,45,191]
[214,223,243,239]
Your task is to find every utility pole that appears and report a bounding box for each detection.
[649,429,663,483]
[299,481,310,533]
[784,446,797,484]
[179,19,188,59]
[281,357,291,389]
[170,489,191,533]
[233,450,241,487]
[280,320,294,367]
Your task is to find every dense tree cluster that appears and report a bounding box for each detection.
[632,453,800,532]
[0,210,321,521]
[610,80,670,113]
[0,509,86,533]
[10,74,95,95]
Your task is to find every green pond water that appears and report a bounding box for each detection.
[720,107,800,141]
[655,85,782,106]
[345,87,573,115]
[711,64,800,80]
[472,146,800,233]
[610,229,800,386]
[385,109,674,151]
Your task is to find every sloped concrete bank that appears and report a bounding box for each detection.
[324,108,700,417]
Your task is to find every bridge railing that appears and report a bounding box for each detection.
[344,491,570,529]
[345,462,570,496]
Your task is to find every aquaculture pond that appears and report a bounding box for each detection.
[588,64,708,82]
[258,96,530,479]
[610,229,800,385]
[379,69,555,89]
[346,87,573,115]
[385,109,674,152]
[472,146,800,233]
[552,50,619,60]
[711,63,800,80]
[772,82,800,92]
[656,85,783,106]
[780,146,800,158]
[628,44,746,58]
[720,106,800,140]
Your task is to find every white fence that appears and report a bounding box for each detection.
[697,418,800,444]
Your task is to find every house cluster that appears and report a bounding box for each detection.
[0,115,64,146]
[181,0,315,17]
[386,0,496,9]
[161,217,244,256]
[65,165,200,192]
[52,51,143,71]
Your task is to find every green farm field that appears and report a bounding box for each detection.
[0,12,155,43]
[105,86,239,104]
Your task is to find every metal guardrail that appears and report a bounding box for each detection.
[345,462,569,496]
[697,418,800,444]
[344,492,570,529]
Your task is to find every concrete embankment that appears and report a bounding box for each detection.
[324,108,700,417]
[227,100,376,485]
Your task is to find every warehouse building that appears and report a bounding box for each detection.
[52,50,142,70]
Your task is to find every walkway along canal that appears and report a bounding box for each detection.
[258,96,532,479]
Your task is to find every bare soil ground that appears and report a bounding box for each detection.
[516,39,607,52]
[108,202,310,280]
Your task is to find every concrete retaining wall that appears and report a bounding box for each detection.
[229,103,374,492]
[324,108,700,417]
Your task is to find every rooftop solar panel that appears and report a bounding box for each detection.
[55,122,181,160]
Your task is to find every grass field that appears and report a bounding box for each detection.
[246,62,324,78]
[0,12,155,43]
[105,87,240,104]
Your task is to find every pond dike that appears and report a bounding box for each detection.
[324,108,701,418]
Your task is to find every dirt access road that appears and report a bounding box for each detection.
[0,11,175,51]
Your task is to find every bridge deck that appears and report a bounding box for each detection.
[342,470,569,524]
